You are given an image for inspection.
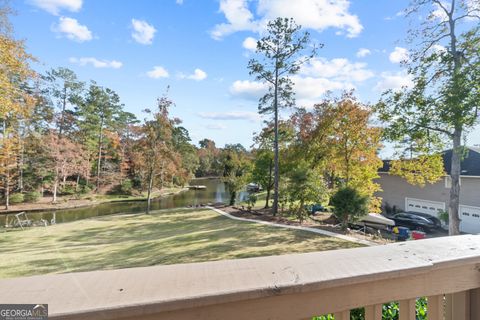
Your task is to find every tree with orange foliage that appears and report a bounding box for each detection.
[291,92,383,212]
[0,5,36,208]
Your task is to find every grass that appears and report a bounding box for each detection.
[0,208,361,279]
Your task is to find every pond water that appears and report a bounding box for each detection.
[0,178,247,226]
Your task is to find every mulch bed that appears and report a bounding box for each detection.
[216,204,391,244]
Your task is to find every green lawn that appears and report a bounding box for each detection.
[0,208,361,279]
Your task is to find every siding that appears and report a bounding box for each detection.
[376,173,480,211]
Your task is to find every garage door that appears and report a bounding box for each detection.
[405,198,445,217]
[460,205,480,234]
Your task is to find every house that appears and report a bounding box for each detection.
[377,147,480,233]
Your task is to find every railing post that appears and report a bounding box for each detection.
[427,295,444,320]
[333,310,350,320]
[445,291,469,320]
[399,299,416,320]
[365,304,382,320]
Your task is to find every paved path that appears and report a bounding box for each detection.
[206,206,376,246]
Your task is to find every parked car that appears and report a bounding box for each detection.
[391,212,442,232]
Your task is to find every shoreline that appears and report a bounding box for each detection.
[0,187,189,215]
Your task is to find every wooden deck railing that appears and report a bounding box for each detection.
[0,235,479,319]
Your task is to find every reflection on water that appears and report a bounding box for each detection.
[1,178,228,226]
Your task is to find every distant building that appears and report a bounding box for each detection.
[377,147,480,233]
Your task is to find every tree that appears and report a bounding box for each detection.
[248,17,318,215]
[220,145,251,206]
[0,4,36,208]
[252,149,274,208]
[331,187,369,230]
[196,138,221,177]
[291,93,383,211]
[376,0,480,235]
[286,162,327,223]
[133,93,176,214]
[44,67,83,138]
[77,82,123,192]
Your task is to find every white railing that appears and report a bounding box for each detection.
[0,235,479,319]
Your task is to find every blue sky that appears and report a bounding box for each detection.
[11,0,480,155]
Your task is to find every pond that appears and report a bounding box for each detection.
[0,178,247,226]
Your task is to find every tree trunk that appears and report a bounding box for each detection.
[75,175,80,192]
[272,61,280,215]
[447,1,461,236]
[265,158,273,209]
[96,116,105,192]
[229,190,236,206]
[146,168,154,214]
[5,174,9,210]
[52,176,58,204]
[59,85,67,138]
[18,140,24,192]
[449,128,462,235]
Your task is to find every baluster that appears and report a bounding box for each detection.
[427,295,444,320]
[333,310,349,320]
[445,291,469,320]
[399,299,416,320]
[365,304,382,320]
[470,288,480,319]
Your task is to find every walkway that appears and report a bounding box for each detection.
[207,206,376,246]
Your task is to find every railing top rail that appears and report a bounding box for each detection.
[0,235,479,319]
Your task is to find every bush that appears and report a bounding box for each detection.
[120,179,133,195]
[331,187,369,230]
[24,191,41,203]
[246,193,257,211]
[59,185,76,195]
[80,184,93,194]
[9,193,24,204]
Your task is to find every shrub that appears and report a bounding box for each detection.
[80,184,93,194]
[9,193,24,204]
[331,187,369,230]
[120,179,133,195]
[59,185,76,195]
[246,193,257,211]
[24,191,41,203]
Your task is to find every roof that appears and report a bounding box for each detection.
[380,147,480,177]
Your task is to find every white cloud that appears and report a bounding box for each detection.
[211,0,257,40]
[356,48,371,58]
[131,19,156,45]
[180,68,208,81]
[69,57,122,69]
[293,76,350,100]
[176,0,184,4]
[147,66,169,79]
[300,57,374,82]
[389,46,409,64]
[211,0,363,40]
[30,0,82,15]
[230,56,373,107]
[53,17,92,42]
[229,80,269,100]
[206,123,227,130]
[242,36,257,51]
[198,111,261,122]
[374,72,413,92]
